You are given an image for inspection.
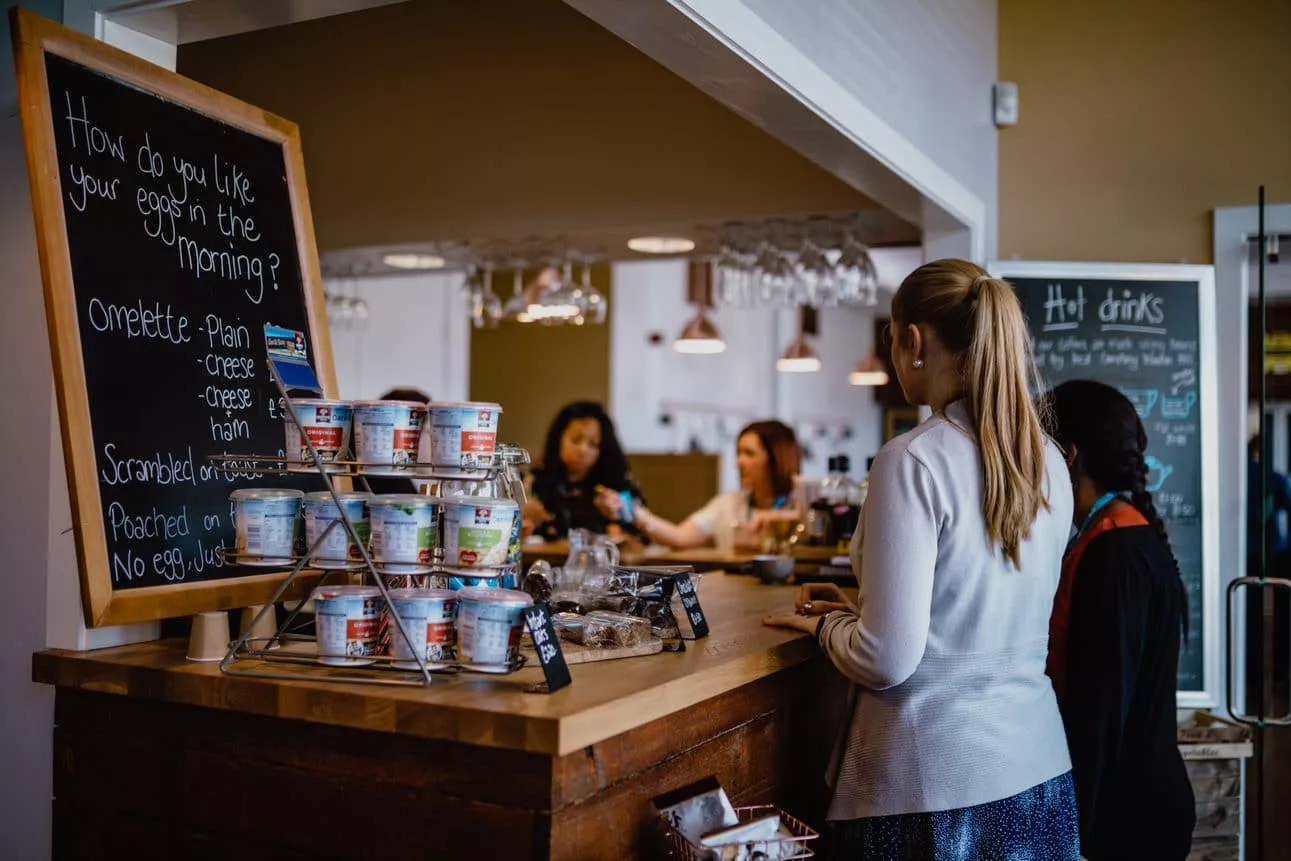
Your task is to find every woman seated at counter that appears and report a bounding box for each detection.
[619,420,802,551]
[523,401,646,542]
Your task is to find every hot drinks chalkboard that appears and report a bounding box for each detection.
[12,10,334,626]
[991,261,1219,704]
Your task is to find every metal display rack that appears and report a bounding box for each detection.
[211,359,537,689]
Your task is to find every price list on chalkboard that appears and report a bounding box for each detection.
[1011,276,1206,691]
[43,54,316,593]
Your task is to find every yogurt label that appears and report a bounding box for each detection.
[234,494,301,561]
[442,500,517,568]
[369,498,438,572]
[354,403,425,467]
[315,587,383,665]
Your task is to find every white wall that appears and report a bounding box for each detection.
[326,272,470,403]
[610,259,891,494]
[733,0,999,257]
[2,5,178,855]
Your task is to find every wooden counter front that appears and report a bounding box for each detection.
[34,574,839,859]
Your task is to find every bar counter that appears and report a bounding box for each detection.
[33,573,837,859]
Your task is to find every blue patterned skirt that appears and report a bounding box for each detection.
[828,771,1080,860]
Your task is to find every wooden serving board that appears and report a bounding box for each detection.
[524,636,664,665]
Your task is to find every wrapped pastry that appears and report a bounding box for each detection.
[553,612,614,648]
[586,610,652,646]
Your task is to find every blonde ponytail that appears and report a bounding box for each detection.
[964,275,1049,567]
[891,260,1049,567]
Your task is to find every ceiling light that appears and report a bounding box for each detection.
[673,310,726,354]
[627,236,696,254]
[776,335,821,373]
[383,252,446,270]
[848,353,890,386]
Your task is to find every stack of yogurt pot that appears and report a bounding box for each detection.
[229,397,532,671]
[282,397,504,475]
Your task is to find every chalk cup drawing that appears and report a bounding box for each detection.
[1144,455,1174,493]
[1160,390,1198,420]
[1121,388,1160,420]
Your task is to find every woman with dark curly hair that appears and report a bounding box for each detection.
[524,401,645,541]
[1044,379,1195,860]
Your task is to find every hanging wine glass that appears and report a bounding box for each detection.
[580,261,607,325]
[796,239,836,308]
[481,264,502,328]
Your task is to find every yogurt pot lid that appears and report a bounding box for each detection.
[388,587,458,601]
[456,586,533,607]
[351,399,428,409]
[313,585,383,601]
[231,488,304,500]
[287,397,350,407]
[368,493,439,507]
[441,496,518,510]
[426,401,503,412]
[303,490,369,503]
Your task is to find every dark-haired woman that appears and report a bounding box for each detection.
[1045,379,1195,860]
[625,420,801,551]
[525,402,645,541]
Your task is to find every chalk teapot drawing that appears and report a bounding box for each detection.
[1144,456,1174,493]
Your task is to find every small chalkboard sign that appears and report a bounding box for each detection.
[675,573,710,638]
[990,260,1219,708]
[523,602,572,693]
[11,10,333,626]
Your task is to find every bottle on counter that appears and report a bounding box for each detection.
[805,456,839,546]
[828,455,863,553]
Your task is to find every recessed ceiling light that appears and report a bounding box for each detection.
[382,253,446,270]
[627,236,696,254]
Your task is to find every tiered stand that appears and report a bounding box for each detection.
[211,359,538,689]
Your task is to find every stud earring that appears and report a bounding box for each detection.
[913,358,925,370]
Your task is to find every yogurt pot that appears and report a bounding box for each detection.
[368,495,439,574]
[385,588,458,669]
[455,586,532,669]
[441,498,518,569]
[231,488,303,566]
[313,585,384,666]
[419,402,502,477]
[302,491,369,567]
[352,400,427,474]
[283,399,353,463]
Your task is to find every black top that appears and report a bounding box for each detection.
[532,471,646,542]
[1064,527,1195,860]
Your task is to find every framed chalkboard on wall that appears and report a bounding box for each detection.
[989,261,1219,708]
[11,10,335,626]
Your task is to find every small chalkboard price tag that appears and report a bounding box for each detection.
[675,573,710,638]
[523,602,571,693]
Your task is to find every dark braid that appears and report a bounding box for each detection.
[1042,380,1189,643]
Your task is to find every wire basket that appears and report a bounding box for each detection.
[660,804,818,860]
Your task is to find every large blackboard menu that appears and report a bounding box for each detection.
[1002,266,1214,696]
[13,10,331,626]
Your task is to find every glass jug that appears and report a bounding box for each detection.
[562,528,620,594]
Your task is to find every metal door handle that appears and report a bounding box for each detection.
[1227,575,1291,726]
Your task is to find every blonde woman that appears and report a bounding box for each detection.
[765,260,1079,859]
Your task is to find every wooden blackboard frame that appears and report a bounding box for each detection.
[988,259,1220,710]
[11,9,337,627]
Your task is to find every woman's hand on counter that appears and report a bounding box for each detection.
[762,612,820,634]
[795,583,855,615]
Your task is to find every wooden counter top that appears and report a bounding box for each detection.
[33,573,815,757]
[522,540,841,572]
